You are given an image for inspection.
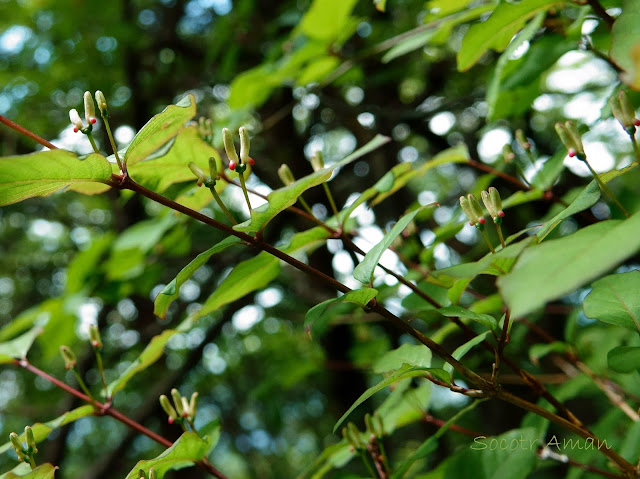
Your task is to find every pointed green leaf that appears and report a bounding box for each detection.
[438,306,498,332]
[457,0,564,71]
[125,432,210,479]
[154,237,242,319]
[499,211,640,319]
[194,252,280,320]
[610,0,640,90]
[0,406,94,454]
[107,329,178,396]
[333,364,436,433]
[125,94,197,166]
[443,331,490,376]
[304,288,378,338]
[0,325,43,363]
[0,150,112,206]
[0,464,57,479]
[373,343,431,373]
[354,207,426,284]
[128,126,222,192]
[608,346,640,373]
[537,181,600,241]
[297,0,358,41]
[583,271,640,332]
[233,135,390,234]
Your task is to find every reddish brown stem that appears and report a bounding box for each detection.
[0,115,58,150]
[13,359,228,479]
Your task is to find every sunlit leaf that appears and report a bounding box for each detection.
[373,343,431,373]
[610,0,640,90]
[0,150,112,206]
[0,406,94,454]
[125,94,196,166]
[443,331,490,376]
[457,0,563,71]
[234,134,389,234]
[297,0,358,41]
[0,325,43,363]
[499,212,640,318]
[107,329,178,396]
[125,432,210,479]
[438,306,498,332]
[154,236,242,319]
[304,288,378,339]
[354,207,426,284]
[583,271,640,332]
[0,464,57,479]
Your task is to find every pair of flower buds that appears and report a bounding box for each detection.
[159,388,198,424]
[69,91,108,133]
[9,426,37,464]
[459,187,504,228]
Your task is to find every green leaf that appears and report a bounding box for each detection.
[154,237,242,319]
[125,94,197,166]
[194,252,280,320]
[125,432,210,479]
[0,464,57,479]
[537,181,600,240]
[373,343,431,373]
[610,0,640,90]
[0,406,93,454]
[304,288,378,339]
[607,346,640,373]
[457,0,564,71]
[583,271,640,332]
[531,149,566,191]
[529,342,569,364]
[297,0,358,41]
[354,207,426,284]
[297,56,340,86]
[486,11,545,120]
[445,428,538,479]
[0,325,43,363]
[499,212,640,319]
[443,331,490,376]
[234,134,389,234]
[128,126,223,192]
[65,233,115,294]
[0,150,112,206]
[334,364,434,433]
[107,329,177,396]
[437,306,498,332]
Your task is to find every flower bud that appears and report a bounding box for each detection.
[138,470,147,479]
[278,164,296,186]
[502,144,515,163]
[171,388,184,417]
[208,157,218,179]
[460,195,476,226]
[188,392,199,419]
[159,394,178,423]
[515,129,530,150]
[95,90,108,115]
[89,324,103,349]
[222,128,240,166]
[9,432,23,453]
[564,121,584,156]
[482,187,505,224]
[467,194,486,226]
[181,396,190,418]
[25,426,37,454]
[60,345,77,369]
[69,109,83,133]
[148,469,157,479]
[239,126,250,163]
[311,151,325,171]
[84,91,96,125]
[618,90,637,128]
[189,162,208,187]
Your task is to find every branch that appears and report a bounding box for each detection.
[13,359,228,479]
[0,115,58,150]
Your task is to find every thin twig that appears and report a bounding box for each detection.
[0,115,58,150]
